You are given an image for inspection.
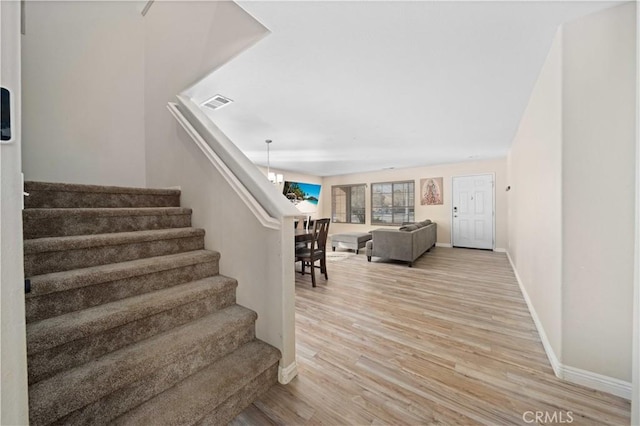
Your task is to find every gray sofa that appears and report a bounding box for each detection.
[365,220,436,267]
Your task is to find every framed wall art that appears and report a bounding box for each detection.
[420,177,443,205]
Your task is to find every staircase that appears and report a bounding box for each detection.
[22,181,280,425]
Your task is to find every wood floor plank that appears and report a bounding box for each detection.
[234,247,630,425]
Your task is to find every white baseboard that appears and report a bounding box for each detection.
[506,252,632,400]
[561,364,632,400]
[278,360,298,384]
[506,252,562,376]
[436,243,506,252]
[165,185,181,190]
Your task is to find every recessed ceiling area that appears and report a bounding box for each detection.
[190,1,620,177]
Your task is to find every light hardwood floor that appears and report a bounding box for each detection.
[232,247,631,425]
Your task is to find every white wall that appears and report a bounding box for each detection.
[321,158,508,249]
[22,1,146,187]
[508,2,636,396]
[633,1,640,420]
[144,0,269,191]
[143,1,301,374]
[562,2,636,383]
[507,29,563,367]
[1,1,29,423]
[165,118,298,377]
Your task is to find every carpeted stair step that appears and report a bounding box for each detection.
[198,359,279,426]
[25,181,181,209]
[24,228,205,276]
[28,304,257,426]
[27,275,237,384]
[23,207,192,239]
[22,181,281,425]
[112,340,281,426]
[25,250,220,323]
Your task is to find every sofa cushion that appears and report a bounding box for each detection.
[399,224,418,232]
[421,219,432,226]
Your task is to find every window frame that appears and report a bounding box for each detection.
[331,184,367,224]
[370,180,415,226]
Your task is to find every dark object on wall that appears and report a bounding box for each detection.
[1,87,12,141]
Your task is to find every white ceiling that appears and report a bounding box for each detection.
[191,1,620,177]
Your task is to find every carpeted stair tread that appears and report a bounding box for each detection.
[24,207,192,218]
[27,275,238,354]
[23,207,193,239]
[24,227,204,254]
[25,251,221,323]
[198,362,279,425]
[28,305,257,425]
[25,181,181,196]
[112,340,281,426]
[27,276,238,384]
[49,329,257,426]
[25,181,181,209]
[24,228,206,276]
[26,250,220,298]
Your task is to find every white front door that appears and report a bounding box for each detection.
[452,174,495,250]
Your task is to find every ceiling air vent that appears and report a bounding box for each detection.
[201,94,233,111]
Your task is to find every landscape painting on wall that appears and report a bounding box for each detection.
[420,177,443,205]
[282,181,322,214]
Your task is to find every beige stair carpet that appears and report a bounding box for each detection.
[23,181,280,425]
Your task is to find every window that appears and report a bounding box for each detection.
[371,181,415,225]
[331,184,366,223]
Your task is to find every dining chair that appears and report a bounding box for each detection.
[295,218,330,287]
